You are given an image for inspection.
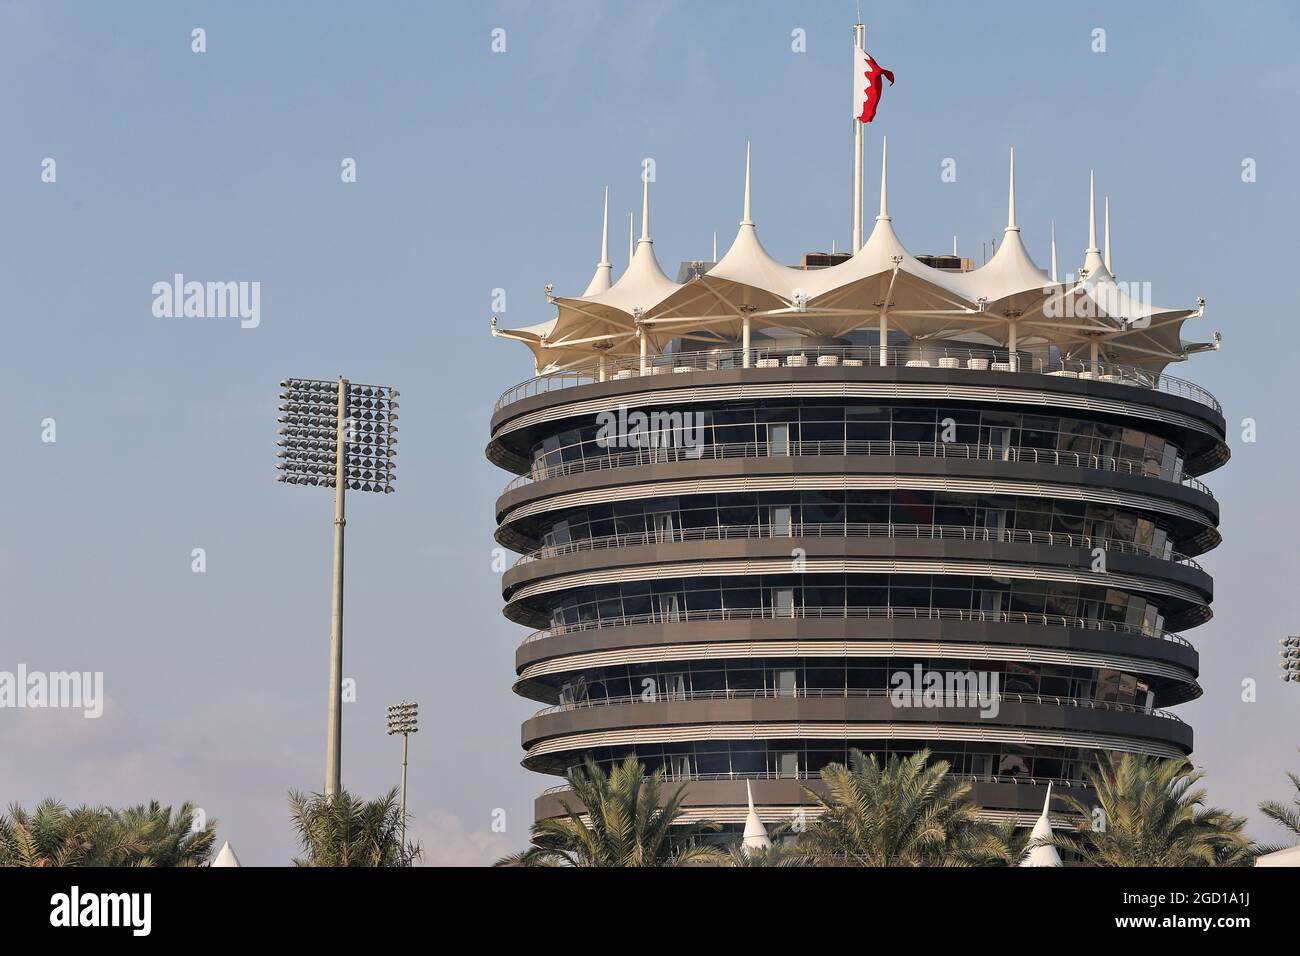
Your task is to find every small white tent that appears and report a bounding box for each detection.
[1020,783,1062,867]
[212,840,242,867]
[742,780,772,853]
[1255,845,1300,867]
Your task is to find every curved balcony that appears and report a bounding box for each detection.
[529,687,1184,722]
[494,345,1222,415]
[533,774,1093,827]
[538,771,1092,795]
[502,439,1214,496]
[520,696,1194,771]
[513,521,1203,571]
[502,537,1213,635]
[518,604,1192,648]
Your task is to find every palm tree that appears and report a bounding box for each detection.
[495,756,723,866]
[1256,759,1300,854]
[0,800,105,867]
[107,802,216,867]
[0,800,217,867]
[724,842,811,867]
[1043,753,1252,866]
[288,788,420,867]
[797,749,1014,866]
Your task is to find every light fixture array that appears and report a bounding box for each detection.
[386,700,419,735]
[276,377,399,494]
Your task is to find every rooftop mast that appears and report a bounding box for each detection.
[852,22,866,251]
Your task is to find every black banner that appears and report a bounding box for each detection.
[0,865,1280,941]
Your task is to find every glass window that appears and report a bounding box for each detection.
[998,747,1031,776]
[891,490,934,525]
[801,491,843,525]
[983,507,1008,540]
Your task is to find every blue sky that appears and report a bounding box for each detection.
[2,0,1298,864]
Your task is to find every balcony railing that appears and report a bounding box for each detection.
[519,605,1191,648]
[530,687,1182,722]
[538,771,1094,797]
[514,521,1202,571]
[494,345,1221,415]
[501,438,1212,497]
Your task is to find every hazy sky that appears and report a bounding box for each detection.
[2,0,1298,865]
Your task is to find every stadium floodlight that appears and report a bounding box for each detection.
[386,701,419,847]
[278,376,399,796]
[1280,637,1300,683]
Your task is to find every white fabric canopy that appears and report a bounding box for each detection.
[494,145,1210,376]
[1019,783,1063,867]
[741,780,773,853]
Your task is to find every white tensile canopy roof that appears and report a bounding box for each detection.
[212,840,242,867]
[1255,844,1300,867]
[494,141,1215,377]
[1020,782,1063,867]
[741,779,773,853]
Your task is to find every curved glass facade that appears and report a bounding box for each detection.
[530,402,1187,482]
[546,655,1159,708]
[542,573,1167,636]
[533,489,1182,558]
[570,740,1121,786]
[491,360,1225,830]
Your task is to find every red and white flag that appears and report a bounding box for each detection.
[853,44,894,123]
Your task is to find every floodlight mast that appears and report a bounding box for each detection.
[386,701,418,848]
[325,377,348,797]
[278,374,399,798]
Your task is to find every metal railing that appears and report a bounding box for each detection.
[502,438,1210,497]
[520,604,1191,648]
[538,771,1093,797]
[494,345,1221,415]
[514,521,1201,571]
[530,687,1181,721]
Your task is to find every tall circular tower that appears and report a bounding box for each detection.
[487,147,1225,839]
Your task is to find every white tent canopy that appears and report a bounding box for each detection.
[741,780,773,853]
[1255,844,1300,867]
[1020,783,1063,867]
[212,840,242,868]
[494,143,1214,377]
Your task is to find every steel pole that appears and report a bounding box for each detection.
[325,377,348,796]
[852,22,865,252]
[400,731,409,849]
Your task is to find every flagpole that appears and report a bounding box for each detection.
[852,21,865,252]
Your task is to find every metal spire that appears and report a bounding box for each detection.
[639,173,651,243]
[582,186,614,296]
[1006,147,1018,231]
[1050,220,1058,282]
[599,186,610,267]
[742,780,772,852]
[1087,170,1098,254]
[1104,197,1112,272]
[741,141,754,226]
[1082,171,1107,277]
[1020,782,1062,867]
